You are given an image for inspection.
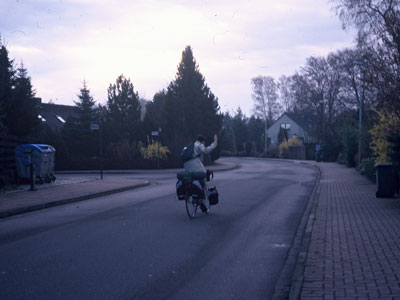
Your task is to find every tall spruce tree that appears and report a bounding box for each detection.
[6,62,40,137]
[164,46,222,154]
[62,81,97,159]
[74,81,97,130]
[0,40,13,135]
[106,74,141,143]
[231,107,248,152]
[247,116,264,154]
[143,90,167,144]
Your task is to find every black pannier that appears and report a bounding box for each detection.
[190,180,205,200]
[208,186,219,205]
[176,180,186,200]
[176,172,206,200]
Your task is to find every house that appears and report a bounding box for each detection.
[38,101,77,132]
[37,98,149,132]
[267,112,314,146]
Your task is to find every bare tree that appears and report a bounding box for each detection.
[332,0,400,117]
[251,75,281,156]
[278,75,295,112]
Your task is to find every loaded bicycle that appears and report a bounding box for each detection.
[176,169,218,219]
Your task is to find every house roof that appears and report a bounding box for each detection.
[272,112,313,134]
[38,99,149,131]
[285,112,313,133]
[39,103,77,132]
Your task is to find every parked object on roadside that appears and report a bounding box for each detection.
[375,163,395,198]
[15,144,56,184]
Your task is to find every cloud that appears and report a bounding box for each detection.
[1,0,354,115]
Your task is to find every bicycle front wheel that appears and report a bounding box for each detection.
[185,195,198,219]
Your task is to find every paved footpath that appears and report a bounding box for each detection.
[301,162,400,299]
[0,177,150,218]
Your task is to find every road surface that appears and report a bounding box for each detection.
[0,158,316,300]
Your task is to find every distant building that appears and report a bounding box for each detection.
[267,112,314,146]
[38,101,77,132]
[37,98,149,132]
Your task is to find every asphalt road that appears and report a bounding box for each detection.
[0,158,317,300]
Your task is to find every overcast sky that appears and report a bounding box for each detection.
[1,0,355,116]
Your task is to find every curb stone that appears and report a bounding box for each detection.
[55,161,239,175]
[0,181,150,219]
[271,163,322,300]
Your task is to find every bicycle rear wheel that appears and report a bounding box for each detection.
[185,195,198,219]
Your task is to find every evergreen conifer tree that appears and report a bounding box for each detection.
[231,108,248,152]
[0,40,13,135]
[106,74,141,143]
[62,81,97,159]
[164,46,222,154]
[142,90,167,144]
[74,81,97,130]
[6,62,40,137]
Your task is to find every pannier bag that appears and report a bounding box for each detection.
[190,180,205,200]
[206,169,214,181]
[208,186,219,205]
[176,180,186,200]
[176,172,206,200]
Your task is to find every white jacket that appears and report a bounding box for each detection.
[184,140,217,173]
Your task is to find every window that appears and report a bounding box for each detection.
[38,114,46,122]
[280,123,290,130]
[56,115,66,123]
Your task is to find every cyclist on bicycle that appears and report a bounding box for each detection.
[184,134,218,174]
[184,134,218,212]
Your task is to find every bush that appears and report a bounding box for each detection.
[139,138,170,160]
[339,124,358,167]
[360,158,376,182]
[279,142,289,158]
[106,139,140,161]
[370,109,400,163]
[267,146,279,158]
[279,136,303,158]
[237,151,248,157]
[337,152,346,165]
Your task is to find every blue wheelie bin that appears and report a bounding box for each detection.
[15,144,56,184]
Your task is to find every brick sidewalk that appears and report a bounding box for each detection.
[301,163,400,299]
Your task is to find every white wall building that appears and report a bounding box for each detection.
[267,113,313,146]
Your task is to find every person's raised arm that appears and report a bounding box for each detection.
[198,134,218,154]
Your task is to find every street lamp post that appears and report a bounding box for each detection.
[99,124,103,179]
[91,120,103,180]
[264,117,268,158]
[151,128,161,169]
[158,128,161,169]
[354,60,365,168]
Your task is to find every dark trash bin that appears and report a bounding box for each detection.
[376,163,395,198]
[315,152,321,162]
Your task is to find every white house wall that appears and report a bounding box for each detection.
[267,114,311,145]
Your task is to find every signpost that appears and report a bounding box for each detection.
[152,129,161,168]
[91,123,103,179]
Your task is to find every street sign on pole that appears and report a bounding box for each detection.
[151,130,161,168]
[90,122,102,179]
[90,123,99,130]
